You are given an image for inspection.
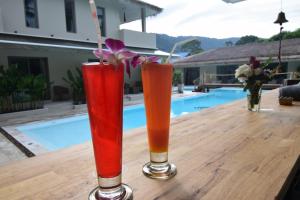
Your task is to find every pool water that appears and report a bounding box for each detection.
[17,88,246,151]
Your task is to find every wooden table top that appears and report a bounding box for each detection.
[0,90,300,200]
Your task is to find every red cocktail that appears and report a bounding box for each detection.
[82,62,132,200]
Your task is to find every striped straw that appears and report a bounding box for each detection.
[88,0,103,63]
[166,37,198,63]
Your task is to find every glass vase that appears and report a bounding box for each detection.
[141,62,177,180]
[247,89,262,112]
[82,62,133,200]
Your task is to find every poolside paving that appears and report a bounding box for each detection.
[0,133,26,167]
[0,91,199,166]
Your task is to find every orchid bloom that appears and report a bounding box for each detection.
[249,56,260,69]
[94,38,137,77]
[131,55,160,68]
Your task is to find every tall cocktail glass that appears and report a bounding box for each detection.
[82,62,133,200]
[141,62,177,180]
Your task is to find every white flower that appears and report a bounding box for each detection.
[238,77,247,83]
[235,64,252,79]
[254,68,263,76]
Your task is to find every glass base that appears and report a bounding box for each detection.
[143,162,177,180]
[88,184,133,200]
[247,91,261,112]
[248,104,260,112]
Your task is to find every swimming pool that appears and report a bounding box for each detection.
[17,88,246,151]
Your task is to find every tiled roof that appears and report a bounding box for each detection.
[174,38,300,66]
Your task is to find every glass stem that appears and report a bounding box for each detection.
[96,174,124,199]
[150,152,168,163]
[150,152,170,173]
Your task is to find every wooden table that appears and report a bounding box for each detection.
[1,90,300,200]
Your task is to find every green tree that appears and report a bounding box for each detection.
[269,28,300,41]
[235,35,261,45]
[225,41,233,47]
[180,39,203,56]
[0,65,47,113]
[21,74,47,101]
[63,67,85,105]
[284,28,300,39]
[0,65,22,98]
[269,31,289,41]
[173,70,183,85]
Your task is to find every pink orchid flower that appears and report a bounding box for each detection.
[131,55,160,68]
[94,38,137,77]
[249,56,260,69]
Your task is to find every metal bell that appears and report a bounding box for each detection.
[274,11,288,25]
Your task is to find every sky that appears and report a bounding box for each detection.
[121,0,300,39]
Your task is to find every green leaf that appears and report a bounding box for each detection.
[262,57,272,69]
[62,67,85,104]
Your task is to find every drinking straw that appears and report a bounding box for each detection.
[166,37,198,63]
[88,0,103,63]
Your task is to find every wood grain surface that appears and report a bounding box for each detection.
[0,89,299,200]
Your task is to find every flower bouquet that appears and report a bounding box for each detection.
[235,56,272,111]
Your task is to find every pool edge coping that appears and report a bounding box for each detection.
[0,126,48,157]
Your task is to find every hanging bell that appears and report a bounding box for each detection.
[274,11,288,25]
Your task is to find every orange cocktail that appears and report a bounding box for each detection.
[142,63,172,152]
[141,62,177,180]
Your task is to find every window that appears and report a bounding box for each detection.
[24,0,39,28]
[88,58,100,63]
[65,0,76,33]
[184,68,199,85]
[8,57,48,76]
[216,65,238,83]
[266,62,288,84]
[97,7,106,36]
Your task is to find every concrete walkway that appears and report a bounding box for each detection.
[0,94,144,127]
[0,133,27,167]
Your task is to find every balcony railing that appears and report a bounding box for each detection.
[119,29,156,49]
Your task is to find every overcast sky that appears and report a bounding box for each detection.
[121,0,300,39]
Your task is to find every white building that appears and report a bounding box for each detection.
[0,0,164,99]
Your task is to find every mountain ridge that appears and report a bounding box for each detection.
[156,34,240,53]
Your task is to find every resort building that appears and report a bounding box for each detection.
[174,38,300,85]
[0,0,164,99]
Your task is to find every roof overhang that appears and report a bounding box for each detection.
[222,0,246,3]
[0,39,95,51]
[174,55,300,68]
[118,0,163,24]
[0,38,179,58]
